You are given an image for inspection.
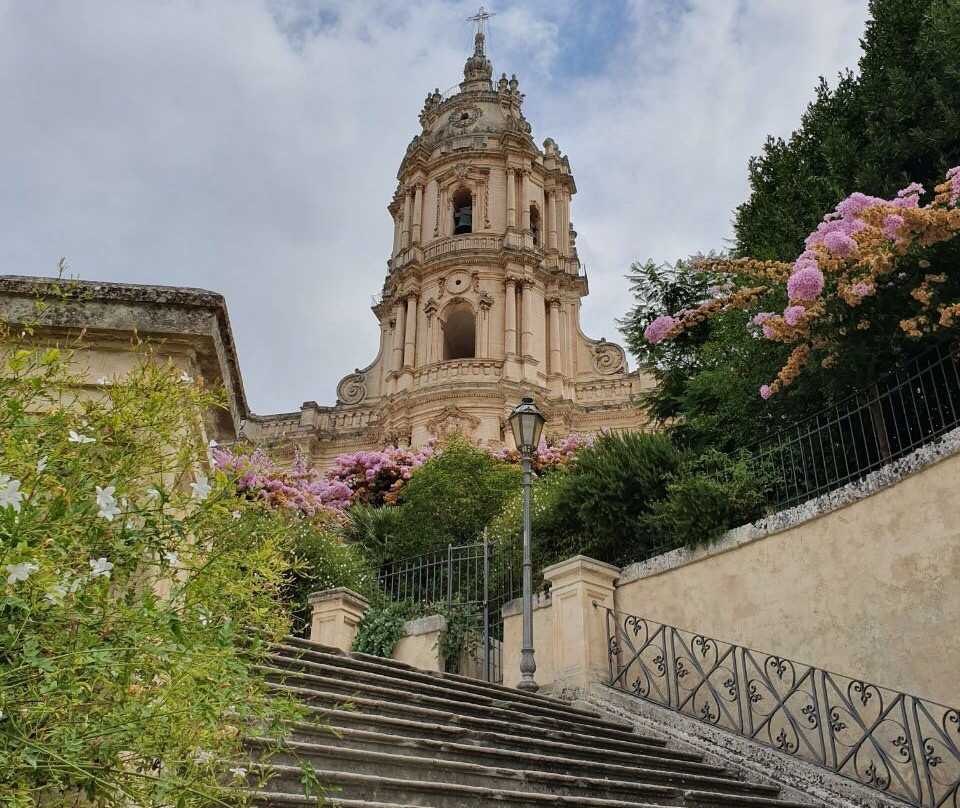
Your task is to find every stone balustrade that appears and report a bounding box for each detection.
[412,358,503,386]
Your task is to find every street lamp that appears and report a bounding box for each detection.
[508,396,546,692]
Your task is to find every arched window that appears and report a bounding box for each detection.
[530,205,541,246]
[452,187,473,235]
[443,304,476,360]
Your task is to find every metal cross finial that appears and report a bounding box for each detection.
[467,6,495,36]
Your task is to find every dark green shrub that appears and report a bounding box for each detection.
[386,439,522,560]
[642,450,771,548]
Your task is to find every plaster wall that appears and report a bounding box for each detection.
[392,614,445,672]
[615,444,960,707]
[502,593,554,691]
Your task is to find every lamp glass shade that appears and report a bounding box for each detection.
[508,397,546,453]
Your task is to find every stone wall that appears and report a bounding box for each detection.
[503,430,960,706]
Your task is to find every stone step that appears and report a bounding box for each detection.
[290,717,727,777]
[246,735,786,800]
[260,666,649,746]
[267,649,626,732]
[251,766,813,808]
[269,639,606,720]
[269,683,704,761]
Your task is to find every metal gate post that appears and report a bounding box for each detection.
[446,543,453,608]
[482,529,490,682]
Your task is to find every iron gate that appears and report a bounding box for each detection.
[376,533,520,682]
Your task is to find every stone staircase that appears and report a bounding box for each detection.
[245,634,818,807]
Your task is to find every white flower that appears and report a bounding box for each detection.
[198,611,210,626]
[208,439,218,449]
[36,457,47,474]
[0,476,24,513]
[229,766,247,780]
[89,557,114,579]
[179,372,194,384]
[96,376,112,385]
[68,430,95,444]
[231,510,241,520]
[162,550,179,566]
[146,487,161,499]
[190,475,212,500]
[95,485,121,521]
[5,561,39,584]
[44,582,68,605]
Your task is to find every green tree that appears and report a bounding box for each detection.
[385,439,522,560]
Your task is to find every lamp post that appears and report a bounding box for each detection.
[508,396,546,692]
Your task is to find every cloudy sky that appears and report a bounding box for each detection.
[0,0,871,414]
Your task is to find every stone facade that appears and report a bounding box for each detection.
[242,33,652,467]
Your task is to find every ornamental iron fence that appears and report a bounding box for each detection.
[604,607,960,808]
[749,341,960,511]
[377,536,520,683]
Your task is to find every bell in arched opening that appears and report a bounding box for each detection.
[452,187,473,235]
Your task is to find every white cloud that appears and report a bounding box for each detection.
[0,0,869,413]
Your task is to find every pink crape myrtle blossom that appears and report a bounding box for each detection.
[852,281,875,298]
[759,385,773,401]
[946,166,960,206]
[786,267,825,301]
[752,312,774,325]
[492,433,594,474]
[324,443,437,506]
[783,305,806,326]
[882,214,904,240]
[212,447,352,514]
[644,315,677,344]
[823,231,858,258]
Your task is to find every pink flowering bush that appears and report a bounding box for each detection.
[641,167,960,400]
[324,443,437,507]
[213,447,352,514]
[492,433,594,474]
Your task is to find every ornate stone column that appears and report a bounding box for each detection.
[392,213,401,256]
[478,291,492,358]
[548,297,562,374]
[521,170,531,230]
[424,297,438,363]
[392,300,406,373]
[547,190,557,250]
[401,188,412,249]
[403,293,418,368]
[520,279,534,358]
[506,167,516,229]
[504,277,518,355]
[412,183,423,244]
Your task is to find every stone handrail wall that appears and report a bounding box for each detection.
[411,358,504,386]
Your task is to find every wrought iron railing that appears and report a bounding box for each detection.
[749,341,960,511]
[377,538,520,682]
[604,608,960,807]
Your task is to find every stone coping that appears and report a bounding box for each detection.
[618,424,960,586]
[401,614,447,636]
[502,590,551,618]
[307,587,369,610]
[0,274,249,432]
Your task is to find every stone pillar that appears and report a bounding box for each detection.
[521,170,531,230]
[520,279,534,358]
[506,168,516,229]
[560,194,570,254]
[308,587,369,651]
[547,190,557,250]
[403,294,418,368]
[504,277,518,355]
[542,556,619,696]
[392,300,406,373]
[392,213,401,256]
[478,297,491,358]
[412,183,423,244]
[401,189,412,249]
[393,614,446,672]
[548,297,562,374]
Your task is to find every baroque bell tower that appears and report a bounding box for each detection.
[243,22,652,465]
